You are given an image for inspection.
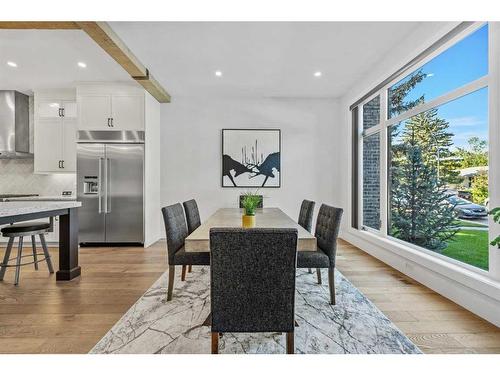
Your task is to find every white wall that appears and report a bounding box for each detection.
[144,92,162,247]
[335,22,500,326]
[160,96,338,223]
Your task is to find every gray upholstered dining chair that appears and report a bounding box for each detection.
[161,203,210,301]
[183,199,201,235]
[298,199,316,274]
[297,204,343,305]
[298,200,315,232]
[209,228,298,354]
[183,199,202,273]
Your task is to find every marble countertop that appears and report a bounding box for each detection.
[4,196,76,202]
[0,201,82,218]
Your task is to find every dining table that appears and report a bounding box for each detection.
[185,208,317,252]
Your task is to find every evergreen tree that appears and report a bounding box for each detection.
[402,108,459,184]
[388,70,427,118]
[390,138,457,251]
[387,67,458,251]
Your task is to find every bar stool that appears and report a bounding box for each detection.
[0,222,54,285]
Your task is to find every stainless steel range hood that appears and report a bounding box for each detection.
[0,90,32,159]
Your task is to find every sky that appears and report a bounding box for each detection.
[392,24,488,150]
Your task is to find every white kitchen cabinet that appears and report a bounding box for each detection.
[61,119,77,171]
[111,95,144,130]
[77,85,144,130]
[34,119,62,172]
[35,119,76,173]
[62,101,78,118]
[34,90,77,174]
[38,100,76,119]
[38,100,62,118]
[78,95,112,129]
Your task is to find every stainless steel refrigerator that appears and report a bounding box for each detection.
[77,131,144,245]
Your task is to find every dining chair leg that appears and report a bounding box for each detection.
[188,264,192,273]
[211,332,219,354]
[328,267,336,305]
[181,265,187,281]
[14,236,24,286]
[167,265,175,301]
[31,235,39,270]
[308,268,312,273]
[39,234,54,274]
[286,331,294,354]
[0,237,14,280]
[316,268,322,285]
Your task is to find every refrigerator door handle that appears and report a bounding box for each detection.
[98,157,104,213]
[106,157,111,213]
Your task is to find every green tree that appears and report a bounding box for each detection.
[388,68,458,251]
[401,108,458,184]
[470,172,488,204]
[390,135,457,251]
[456,136,488,168]
[388,70,427,118]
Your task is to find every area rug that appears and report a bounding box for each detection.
[90,268,421,354]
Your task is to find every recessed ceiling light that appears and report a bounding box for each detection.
[314,71,322,77]
[215,70,222,77]
[77,62,87,68]
[7,61,17,68]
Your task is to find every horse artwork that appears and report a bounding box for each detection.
[221,129,281,188]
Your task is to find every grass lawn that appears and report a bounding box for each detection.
[443,229,489,270]
[453,219,488,228]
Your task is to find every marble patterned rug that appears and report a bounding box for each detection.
[90,267,421,354]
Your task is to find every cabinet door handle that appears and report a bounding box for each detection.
[58,108,62,117]
[58,160,62,169]
[61,160,64,169]
[107,118,111,127]
[110,118,114,127]
[62,108,65,117]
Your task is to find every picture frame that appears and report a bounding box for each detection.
[221,128,281,188]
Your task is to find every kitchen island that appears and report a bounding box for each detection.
[0,201,82,281]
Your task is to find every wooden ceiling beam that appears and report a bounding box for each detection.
[0,21,80,30]
[76,21,147,78]
[133,71,171,103]
[0,21,171,103]
[0,21,80,29]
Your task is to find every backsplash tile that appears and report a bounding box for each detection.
[0,159,76,196]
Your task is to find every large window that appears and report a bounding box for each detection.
[358,23,490,271]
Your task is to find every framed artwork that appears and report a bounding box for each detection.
[222,129,281,188]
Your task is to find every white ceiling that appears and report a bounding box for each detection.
[110,22,429,99]
[0,23,442,99]
[0,29,131,94]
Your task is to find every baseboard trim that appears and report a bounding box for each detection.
[341,230,500,327]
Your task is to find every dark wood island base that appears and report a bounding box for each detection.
[0,202,82,282]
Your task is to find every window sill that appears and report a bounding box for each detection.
[343,227,500,303]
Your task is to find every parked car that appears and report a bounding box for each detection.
[447,196,488,219]
[457,190,472,200]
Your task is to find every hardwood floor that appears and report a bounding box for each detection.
[335,240,500,354]
[0,239,499,354]
[0,242,167,354]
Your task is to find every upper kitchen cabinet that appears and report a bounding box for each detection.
[38,100,77,119]
[34,89,77,174]
[77,84,145,130]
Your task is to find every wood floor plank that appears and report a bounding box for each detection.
[0,238,498,354]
